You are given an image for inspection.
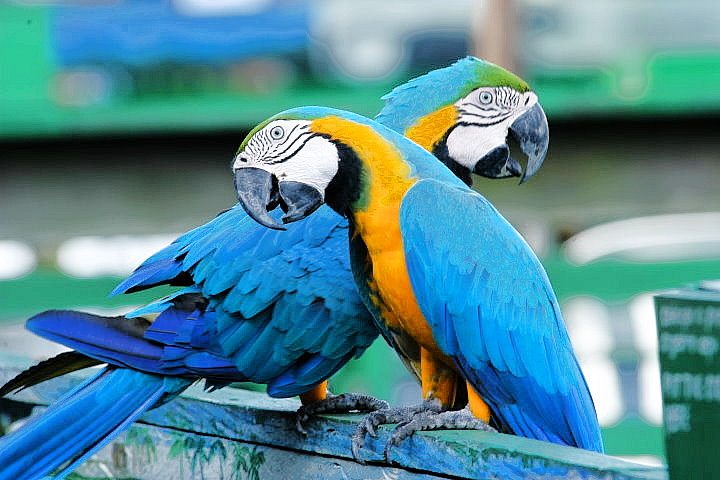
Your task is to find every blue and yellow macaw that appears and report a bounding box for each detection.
[231,105,603,456]
[0,58,551,479]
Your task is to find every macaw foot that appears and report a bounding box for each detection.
[383,406,496,459]
[351,400,443,460]
[296,393,389,435]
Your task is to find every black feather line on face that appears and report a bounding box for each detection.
[324,138,363,217]
[432,127,473,187]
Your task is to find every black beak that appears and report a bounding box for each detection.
[472,145,523,179]
[473,144,511,179]
[278,181,324,224]
[234,167,326,229]
[509,102,549,184]
[234,167,286,230]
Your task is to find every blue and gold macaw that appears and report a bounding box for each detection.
[231,106,603,456]
[0,58,551,479]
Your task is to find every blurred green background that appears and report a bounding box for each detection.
[2,0,720,467]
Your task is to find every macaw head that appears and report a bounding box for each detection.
[233,106,451,230]
[377,57,548,185]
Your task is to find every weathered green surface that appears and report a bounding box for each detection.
[0,353,666,480]
[654,286,720,480]
[62,422,438,480]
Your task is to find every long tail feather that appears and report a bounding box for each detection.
[25,309,240,380]
[0,352,102,398]
[26,310,169,373]
[0,367,190,480]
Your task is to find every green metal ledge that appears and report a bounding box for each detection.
[0,353,666,480]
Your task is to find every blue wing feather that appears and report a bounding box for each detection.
[26,308,239,380]
[113,203,378,397]
[400,179,603,452]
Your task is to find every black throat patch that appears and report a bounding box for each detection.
[432,130,473,187]
[324,139,364,216]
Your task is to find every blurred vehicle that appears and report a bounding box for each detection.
[51,0,310,104]
[308,0,472,82]
[564,212,720,265]
[523,0,720,116]
[5,0,720,137]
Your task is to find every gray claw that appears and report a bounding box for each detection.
[351,426,367,461]
[350,400,443,461]
[383,407,497,460]
[366,417,378,438]
[296,408,311,435]
[295,392,389,435]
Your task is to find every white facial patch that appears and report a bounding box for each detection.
[446,122,509,171]
[448,88,538,170]
[270,136,339,196]
[233,119,340,197]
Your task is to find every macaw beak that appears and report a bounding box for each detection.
[472,102,549,183]
[473,144,521,179]
[278,181,324,223]
[234,167,285,230]
[234,167,324,229]
[509,102,549,184]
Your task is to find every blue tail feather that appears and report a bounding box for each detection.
[0,367,190,480]
[26,310,170,374]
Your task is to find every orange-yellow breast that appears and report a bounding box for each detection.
[310,116,440,353]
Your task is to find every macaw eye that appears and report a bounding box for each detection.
[270,126,285,140]
[479,91,493,105]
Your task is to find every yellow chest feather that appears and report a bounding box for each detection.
[353,207,437,350]
[310,117,441,351]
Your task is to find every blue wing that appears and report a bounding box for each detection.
[399,180,603,452]
[114,204,378,397]
[27,307,239,388]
